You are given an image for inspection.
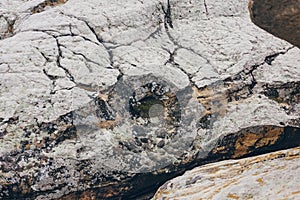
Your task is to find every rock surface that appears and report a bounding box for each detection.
[249,0,300,48]
[153,147,300,200]
[0,0,299,199]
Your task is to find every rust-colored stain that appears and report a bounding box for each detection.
[25,143,31,150]
[34,139,45,149]
[248,0,254,21]
[207,180,238,199]
[7,23,13,33]
[32,0,68,13]
[285,150,300,160]
[206,163,235,175]
[256,178,264,185]
[212,146,226,154]
[227,193,240,199]
[103,186,129,198]
[292,190,300,195]
[192,86,228,117]
[20,177,33,195]
[233,126,283,158]
[57,185,127,200]
[59,190,96,200]
[79,190,96,200]
[103,188,120,198]
[234,132,260,158]
[255,127,283,148]
[98,119,117,129]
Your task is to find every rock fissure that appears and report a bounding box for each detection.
[162,21,212,69]
[34,47,51,64]
[264,46,295,65]
[53,37,76,84]
[163,47,197,86]
[219,47,296,103]
[61,13,122,81]
[104,25,163,51]
[161,0,173,30]
[203,0,209,16]
[88,37,124,85]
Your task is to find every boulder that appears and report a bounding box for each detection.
[153,147,300,199]
[249,0,300,48]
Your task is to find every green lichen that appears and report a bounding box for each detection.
[132,95,163,119]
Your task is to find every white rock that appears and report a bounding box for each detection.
[153,147,300,200]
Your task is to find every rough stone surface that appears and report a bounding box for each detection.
[153,147,300,200]
[0,0,299,199]
[249,0,300,48]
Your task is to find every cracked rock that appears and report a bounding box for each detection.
[0,0,299,199]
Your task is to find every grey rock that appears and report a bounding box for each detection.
[0,0,299,199]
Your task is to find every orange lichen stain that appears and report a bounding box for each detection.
[206,163,234,175]
[103,186,130,198]
[34,140,45,149]
[59,190,96,200]
[256,178,264,185]
[57,185,126,200]
[98,115,120,129]
[206,166,221,174]
[103,190,119,198]
[223,180,237,188]
[208,180,238,199]
[233,126,283,158]
[43,0,68,7]
[79,191,96,200]
[212,146,226,154]
[227,193,240,199]
[244,149,292,167]
[285,155,300,160]
[285,150,300,160]
[192,86,228,120]
[233,132,259,158]
[98,119,117,129]
[255,127,283,148]
[292,190,300,195]
[252,171,260,176]
[248,0,253,10]
[25,143,31,150]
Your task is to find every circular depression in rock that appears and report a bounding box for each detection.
[148,104,164,123]
[73,74,205,173]
[128,82,181,128]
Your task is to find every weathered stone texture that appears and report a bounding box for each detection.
[0,0,299,199]
[153,147,300,200]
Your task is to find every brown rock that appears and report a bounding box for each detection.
[249,0,300,48]
[208,125,300,161]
